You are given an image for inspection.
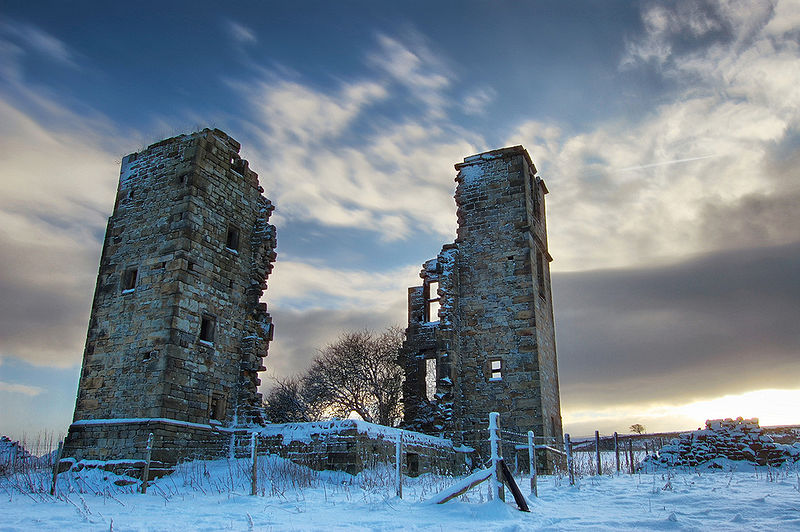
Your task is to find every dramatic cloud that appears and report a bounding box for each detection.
[1,3,797,438]
[554,241,800,410]
[511,1,800,271]
[237,34,480,241]
[0,34,128,367]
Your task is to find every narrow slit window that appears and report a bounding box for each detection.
[425,357,437,401]
[199,315,216,344]
[226,225,240,251]
[490,359,502,381]
[122,268,138,292]
[536,250,546,298]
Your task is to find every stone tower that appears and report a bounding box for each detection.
[63,129,277,462]
[399,146,562,469]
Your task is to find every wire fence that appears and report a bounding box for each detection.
[2,421,664,502]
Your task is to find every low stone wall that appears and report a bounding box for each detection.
[259,420,469,476]
[62,418,235,465]
[61,419,473,477]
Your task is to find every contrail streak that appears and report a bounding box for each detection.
[618,154,717,172]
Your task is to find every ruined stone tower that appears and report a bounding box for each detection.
[399,146,562,468]
[63,129,277,462]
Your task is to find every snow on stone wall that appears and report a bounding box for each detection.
[649,417,800,468]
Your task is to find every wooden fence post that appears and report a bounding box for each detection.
[488,412,504,501]
[614,432,620,474]
[140,433,153,494]
[50,440,63,496]
[395,432,403,498]
[628,439,635,474]
[595,430,602,476]
[564,433,574,486]
[528,430,537,497]
[250,432,258,496]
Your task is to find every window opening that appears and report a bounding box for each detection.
[425,357,437,401]
[490,359,502,381]
[231,156,247,175]
[536,250,545,298]
[199,315,216,344]
[226,225,240,251]
[210,392,226,421]
[425,280,440,323]
[122,267,138,292]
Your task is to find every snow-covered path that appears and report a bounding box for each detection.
[2,460,799,530]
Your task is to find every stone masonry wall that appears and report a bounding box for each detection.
[260,420,465,476]
[400,146,563,471]
[64,129,276,462]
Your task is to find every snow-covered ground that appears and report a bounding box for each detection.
[2,456,800,530]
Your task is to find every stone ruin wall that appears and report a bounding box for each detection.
[64,129,277,462]
[649,418,800,468]
[400,146,563,471]
[259,420,465,477]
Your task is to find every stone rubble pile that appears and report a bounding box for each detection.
[651,418,800,467]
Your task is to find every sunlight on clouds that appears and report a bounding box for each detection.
[267,259,419,316]
[563,388,800,436]
[678,389,800,427]
[249,79,387,146]
[369,33,451,115]
[239,38,477,242]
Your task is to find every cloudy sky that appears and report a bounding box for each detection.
[1,0,798,440]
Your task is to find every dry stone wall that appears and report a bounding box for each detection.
[649,418,800,468]
[64,129,277,462]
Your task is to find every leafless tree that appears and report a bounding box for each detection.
[264,377,316,423]
[302,328,404,426]
[630,423,646,435]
